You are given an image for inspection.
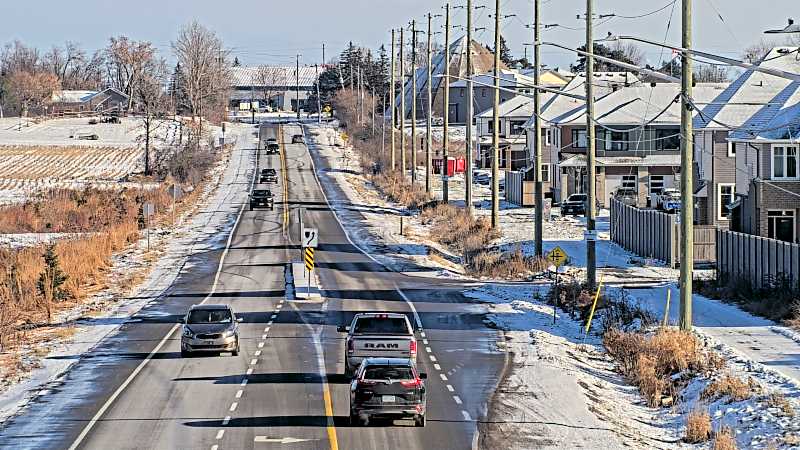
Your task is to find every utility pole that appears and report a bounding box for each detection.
[322,43,326,64]
[585,0,597,288]
[296,54,301,120]
[315,63,321,124]
[371,88,376,135]
[411,19,418,184]
[679,0,694,330]
[465,0,474,215]
[491,0,500,228]
[391,30,397,171]
[400,28,407,177]
[426,13,434,194]
[533,0,544,257]
[443,3,452,203]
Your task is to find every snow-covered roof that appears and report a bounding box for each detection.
[476,92,557,119]
[51,90,97,103]
[230,66,319,88]
[449,69,537,89]
[694,47,800,142]
[559,153,681,168]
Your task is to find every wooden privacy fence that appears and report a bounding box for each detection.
[717,229,800,289]
[610,199,717,268]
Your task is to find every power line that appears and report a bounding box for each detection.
[612,1,676,20]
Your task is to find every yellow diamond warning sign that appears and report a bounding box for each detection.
[546,246,568,268]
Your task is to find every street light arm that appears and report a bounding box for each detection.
[540,41,681,83]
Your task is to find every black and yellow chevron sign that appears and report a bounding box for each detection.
[304,247,315,272]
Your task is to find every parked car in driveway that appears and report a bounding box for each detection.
[349,358,427,427]
[561,193,588,216]
[613,188,638,207]
[180,304,241,357]
[338,313,417,376]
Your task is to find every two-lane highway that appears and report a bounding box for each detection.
[0,121,506,450]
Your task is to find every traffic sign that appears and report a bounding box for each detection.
[304,247,315,272]
[302,228,319,248]
[546,246,568,268]
[584,230,598,241]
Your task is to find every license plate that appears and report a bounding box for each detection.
[382,395,396,403]
[204,340,216,345]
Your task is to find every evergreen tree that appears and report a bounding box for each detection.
[37,244,68,322]
[571,43,639,73]
[499,35,514,66]
[170,63,189,114]
[233,56,241,67]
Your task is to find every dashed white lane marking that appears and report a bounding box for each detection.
[254,350,262,356]
[250,359,258,366]
[216,430,225,439]
[222,416,231,426]
[235,390,243,399]
[423,339,429,345]
[261,334,267,339]
[440,374,448,381]
[425,346,433,353]
[229,402,238,412]
[258,342,265,348]
[461,410,472,421]
[434,363,441,371]
[270,314,277,319]
[211,445,219,450]
[276,304,282,309]
[429,355,438,362]
[241,378,248,387]
[246,368,253,376]
[420,331,426,338]
[446,384,455,392]
[267,321,273,326]
[453,395,463,405]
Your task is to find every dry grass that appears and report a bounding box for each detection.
[766,391,795,417]
[684,409,712,443]
[702,374,758,403]
[371,172,431,210]
[713,426,738,450]
[605,328,717,407]
[420,204,499,254]
[469,248,548,279]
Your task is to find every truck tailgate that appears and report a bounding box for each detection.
[352,336,413,357]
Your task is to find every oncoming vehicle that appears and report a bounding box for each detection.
[249,189,274,210]
[338,313,417,376]
[260,168,278,183]
[265,138,280,155]
[180,304,241,357]
[561,193,588,216]
[291,134,304,144]
[349,358,427,427]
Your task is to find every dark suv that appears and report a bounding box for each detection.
[249,189,274,210]
[291,134,304,144]
[561,193,588,216]
[349,358,427,427]
[265,138,280,155]
[260,168,278,183]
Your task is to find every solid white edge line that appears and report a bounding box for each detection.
[67,133,257,450]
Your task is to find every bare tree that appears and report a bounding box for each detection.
[694,64,729,83]
[104,37,157,110]
[610,41,644,67]
[742,39,779,63]
[255,65,282,108]
[134,58,170,175]
[172,21,231,142]
[6,70,60,116]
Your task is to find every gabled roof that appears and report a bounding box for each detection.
[51,90,97,103]
[476,92,556,119]
[560,153,680,168]
[230,66,319,88]
[694,47,800,142]
[450,69,537,89]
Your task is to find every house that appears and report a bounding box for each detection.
[450,69,537,125]
[552,82,728,208]
[49,88,129,115]
[697,47,800,242]
[519,68,575,88]
[229,66,319,112]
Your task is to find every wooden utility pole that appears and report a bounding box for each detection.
[391,29,397,171]
[426,13,434,194]
[296,54,301,120]
[411,19,418,184]
[443,3,452,203]
[680,0,694,330]
[400,28,407,176]
[533,0,544,257]
[465,0,474,215]
[315,64,321,124]
[371,88,376,135]
[491,0,500,228]
[585,0,597,288]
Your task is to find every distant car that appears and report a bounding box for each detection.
[260,168,278,183]
[561,193,588,216]
[613,188,638,207]
[180,304,241,357]
[291,134,304,144]
[266,142,280,154]
[349,358,427,427]
[472,170,490,185]
[249,189,274,210]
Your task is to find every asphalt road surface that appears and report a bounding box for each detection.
[0,122,506,450]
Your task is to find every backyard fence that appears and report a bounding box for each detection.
[716,229,800,289]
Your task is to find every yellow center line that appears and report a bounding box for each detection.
[279,125,289,231]
[322,383,339,450]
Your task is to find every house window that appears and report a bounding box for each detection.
[600,129,629,151]
[572,129,587,148]
[768,210,795,243]
[540,163,550,182]
[717,183,735,221]
[649,175,665,195]
[622,175,637,190]
[772,145,799,179]
[511,120,526,136]
[460,89,464,98]
[656,128,680,150]
[727,141,736,158]
[487,120,495,134]
[481,88,487,98]
[545,129,552,146]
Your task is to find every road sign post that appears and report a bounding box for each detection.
[546,246,569,324]
[302,227,318,297]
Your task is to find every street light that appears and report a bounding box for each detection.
[765,18,800,34]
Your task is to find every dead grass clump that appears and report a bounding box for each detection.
[702,374,758,403]
[420,204,499,254]
[605,328,711,407]
[684,409,712,443]
[713,426,738,450]
[372,172,430,210]
[468,248,548,279]
[766,391,795,417]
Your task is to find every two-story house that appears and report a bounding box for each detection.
[553,83,728,208]
[450,69,538,125]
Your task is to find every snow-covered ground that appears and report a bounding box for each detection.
[0,123,255,423]
[0,233,92,249]
[0,116,181,148]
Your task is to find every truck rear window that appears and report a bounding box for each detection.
[353,318,409,334]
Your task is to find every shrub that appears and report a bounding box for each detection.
[713,426,738,450]
[702,374,757,403]
[684,409,712,443]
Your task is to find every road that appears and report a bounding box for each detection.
[0,122,505,450]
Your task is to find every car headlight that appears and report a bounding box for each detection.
[182,327,193,338]
[223,329,236,338]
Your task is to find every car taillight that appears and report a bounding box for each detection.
[347,339,354,354]
[358,379,376,386]
[409,340,417,356]
[400,378,421,388]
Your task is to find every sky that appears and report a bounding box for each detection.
[1,0,797,70]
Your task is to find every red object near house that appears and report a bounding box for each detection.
[433,157,465,177]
